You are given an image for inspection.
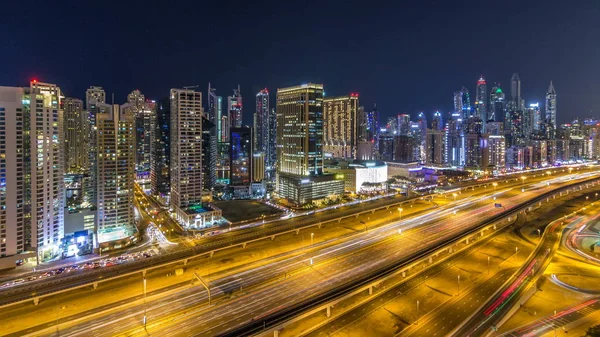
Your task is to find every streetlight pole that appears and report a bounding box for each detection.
[310,233,314,247]
[515,247,519,262]
[143,277,147,327]
[416,300,420,325]
[457,275,460,296]
[488,256,490,274]
[398,208,403,220]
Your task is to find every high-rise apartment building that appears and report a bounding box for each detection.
[432,111,443,131]
[386,117,398,134]
[85,86,106,110]
[228,85,243,128]
[170,88,204,227]
[276,83,343,205]
[207,83,223,142]
[445,113,464,167]
[323,93,359,159]
[63,98,87,173]
[254,89,270,156]
[461,86,472,118]
[487,135,506,169]
[28,82,65,258]
[96,103,135,244]
[202,117,217,191]
[545,81,557,129]
[0,87,27,266]
[415,112,427,163]
[425,128,445,165]
[398,114,410,135]
[154,97,170,196]
[266,107,277,179]
[475,76,488,123]
[127,90,145,111]
[129,91,156,193]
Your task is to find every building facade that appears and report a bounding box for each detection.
[170,88,204,227]
[63,98,87,173]
[276,83,343,205]
[96,103,135,245]
[323,93,359,159]
[228,85,243,128]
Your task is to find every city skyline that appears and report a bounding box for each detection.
[1,1,599,125]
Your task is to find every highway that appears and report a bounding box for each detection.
[450,199,589,336]
[1,167,572,306]
[14,171,596,337]
[498,298,600,337]
[0,168,588,299]
[287,175,600,337]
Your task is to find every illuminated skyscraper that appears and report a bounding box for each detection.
[128,90,156,193]
[445,113,464,167]
[267,107,277,179]
[28,81,65,259]
[63,98,87,173]
[415,112,427,163]
[254,89,270,156]
[425,128,445,165]
[453,90,463,114]
[323,93,359,159]
[475,76,488,123]
[85,86,105,110]
[96,103,135,244]
[127,90,145,111]
[0,87,27,264]
[432,111,443,131]
[154,97,170,196]
[545,81,557,129]
[523,103,543,138]
[230,126,253,186]
[461,86,472,119]
[489,84,505,123]
[202,117,217,190]
[207,83,223,141]
[170,88,204,227]
[510,73,524,112]
[276,83,324,176]
[398,114,410,135]
[228,85,243,128]
[386,117,397,134]
[276,83,343,205]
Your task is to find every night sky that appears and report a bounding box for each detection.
[1,0,599,124]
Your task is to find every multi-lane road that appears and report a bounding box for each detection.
[7,169,596,337]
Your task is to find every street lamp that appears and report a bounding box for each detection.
[493,182,498,191]
[143,277,147,327]
[457,275,461,295]
[515,247,519,262]
[452,193,457,201]
[310,232,314,247]
[537,229,541,238]
[397,208,403,220]
[521,176,526,192]
[416,300,420,325]
[487,256,490,274]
